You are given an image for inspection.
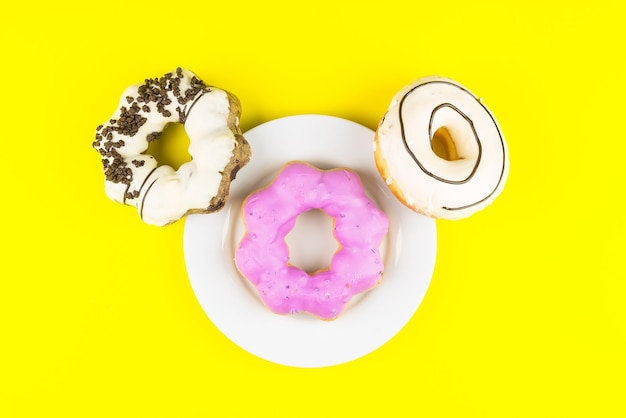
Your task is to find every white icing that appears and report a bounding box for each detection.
[376,76,508,219]
[96,69,239,226]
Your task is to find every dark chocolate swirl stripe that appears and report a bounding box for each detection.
[139,177,160,222]
[137,166,159,220]
[121,165,158,205]
[398,80,506,211]
[180,89,208,123]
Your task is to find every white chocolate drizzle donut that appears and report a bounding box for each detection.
[92,68,251,226]
[374,76,508,219]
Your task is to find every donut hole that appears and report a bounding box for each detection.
[431,126,460,161]
[145,123,192,170]
[285,209,339,274]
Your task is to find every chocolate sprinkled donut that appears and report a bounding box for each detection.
[92,68,251,226]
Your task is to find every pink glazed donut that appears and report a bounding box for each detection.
[235,162,389,320]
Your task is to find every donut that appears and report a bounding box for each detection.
[235,162,389,321]
[92,68,251,226]
[374,76,508,220]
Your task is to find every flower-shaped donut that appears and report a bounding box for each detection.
[235,162,389,320]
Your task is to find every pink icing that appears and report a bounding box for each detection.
[235,162,389,320]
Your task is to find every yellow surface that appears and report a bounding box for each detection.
[1,1,624,416]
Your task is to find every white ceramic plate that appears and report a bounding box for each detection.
[184,115,436,368]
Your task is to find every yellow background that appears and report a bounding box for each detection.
[2,0,624,416]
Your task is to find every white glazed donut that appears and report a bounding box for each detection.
[92,68,251,226]
[374,76,508,220]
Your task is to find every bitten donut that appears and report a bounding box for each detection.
[374,76,508,219]
[92,68,251,226]
[235,162,389,321]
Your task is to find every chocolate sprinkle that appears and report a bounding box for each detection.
[146,131,161,142]
[93,68,209,191]
[124,190,140,200]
